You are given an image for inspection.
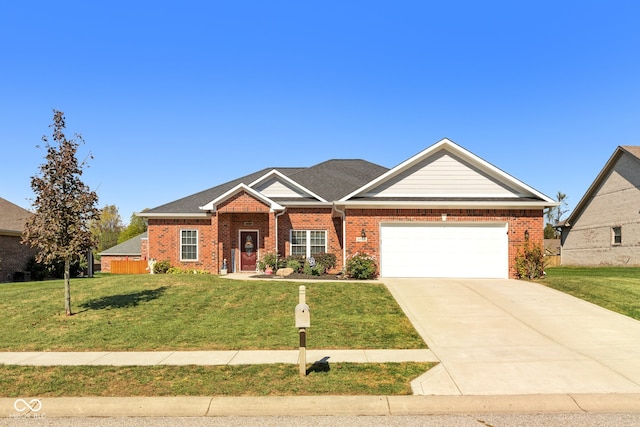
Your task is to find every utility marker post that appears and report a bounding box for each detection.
[295,285,310,377]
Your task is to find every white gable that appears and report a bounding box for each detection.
[249,169,327,202]
[253,176,311,198]
[364,150,519,198]
[341,138,556,205]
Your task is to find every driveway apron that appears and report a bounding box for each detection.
[384,278,640,395]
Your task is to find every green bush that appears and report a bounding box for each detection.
[315,252,337,272]
[153,260,171,274]
[166,267,210,275]
[24,256,83,280]
[515,242,546,279]
[258,252,279,271]
[286,258,302,272]
[346,252,378,280]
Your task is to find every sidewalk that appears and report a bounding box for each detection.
[0,349,437,366]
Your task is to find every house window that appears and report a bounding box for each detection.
[291,230,327,257]
[181,229,198,261]
[612,226,622,245]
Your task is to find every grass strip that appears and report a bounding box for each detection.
[537,267,640,320]
[0,363,435,397]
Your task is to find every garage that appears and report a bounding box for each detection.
[380,222,509,278]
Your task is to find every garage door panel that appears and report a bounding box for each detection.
[381,223,508,278]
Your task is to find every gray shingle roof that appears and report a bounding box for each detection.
[145,160,387,214]
[99,232,147,256]
[0,197,32,233]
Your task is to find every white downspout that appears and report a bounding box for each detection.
[332,204,347,271]
[275,208,287,257]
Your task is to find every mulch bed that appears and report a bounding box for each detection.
[251,272,347,280]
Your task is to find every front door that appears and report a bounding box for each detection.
[240,231,258,272]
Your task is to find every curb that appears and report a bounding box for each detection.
[3,394,640,418]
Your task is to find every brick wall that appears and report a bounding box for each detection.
[147,203,543,278]
[147,217,216,271]
[0,234,38,282]
[345,208,543,278]
[276,208,343,272]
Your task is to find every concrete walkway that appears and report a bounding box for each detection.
[385,278,640,396]
[0,349,437,366]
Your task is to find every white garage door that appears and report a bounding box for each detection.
[380,222,508,278]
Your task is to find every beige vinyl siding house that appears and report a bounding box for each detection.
[560,146,640,266]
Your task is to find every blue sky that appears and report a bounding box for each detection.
[2,1,639,224]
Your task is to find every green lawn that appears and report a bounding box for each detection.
[0,274,429,397]
[0,274,426,351]
[537,266,640,320]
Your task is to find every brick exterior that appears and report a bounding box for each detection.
[345,208,543,278]
[276,208,343,272]
[147,190,543,278]
[148,218,216,271]
[0,234,38,282]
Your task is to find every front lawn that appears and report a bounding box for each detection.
[0,274,430,397]
[537,266,640,320]
[0,274,426,351]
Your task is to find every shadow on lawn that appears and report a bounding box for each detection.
[80,286,169,310]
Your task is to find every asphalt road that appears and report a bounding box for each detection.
[5,414,640,426]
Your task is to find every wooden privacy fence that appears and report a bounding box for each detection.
[545,255,561,267]
[111,260,148,275]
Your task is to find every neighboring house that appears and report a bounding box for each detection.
[0,197,37,282]
[560,146,640,266]
[98,232,148,273]
[138,139,557,279]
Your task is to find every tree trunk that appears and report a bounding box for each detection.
[64,257,72,316]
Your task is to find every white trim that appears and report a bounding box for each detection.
[136,212,209,219]
[248,169,328,202]
[198,184,284,212]
[334,200,553,209]
[179,229,199,262]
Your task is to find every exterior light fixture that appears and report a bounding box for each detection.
[361,229,366,238]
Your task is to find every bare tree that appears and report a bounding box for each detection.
[23,110,99,316]
[545,191,569,225]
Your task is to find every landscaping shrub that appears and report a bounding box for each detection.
[515,242,546,279]
[153,260,171,274]
[315,252,337,272]
[285,258,302,272]
[166,267,210,274]
[346,252,377,280]
[303,258,322,276]
[258,252,279,271]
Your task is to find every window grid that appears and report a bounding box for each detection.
[291,230,307,257]
[290,230,326,257]
[181,230,198,261]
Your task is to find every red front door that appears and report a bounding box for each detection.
[240,231,258,272]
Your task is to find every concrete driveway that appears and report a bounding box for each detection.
[384,278,640,395]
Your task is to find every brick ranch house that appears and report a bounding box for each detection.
[138,139,558,279]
